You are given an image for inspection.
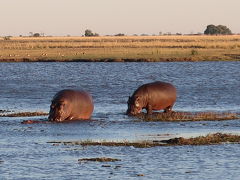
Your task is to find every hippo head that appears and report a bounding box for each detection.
[48,99,71,122]
[127,96,142,115]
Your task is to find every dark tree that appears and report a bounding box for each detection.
[217,25,232,35]
[85,29,99,37]
[114,33,125,36]
[204,24,232,35]
[33,33,41,37]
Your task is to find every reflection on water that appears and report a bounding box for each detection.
[0,62,240,179]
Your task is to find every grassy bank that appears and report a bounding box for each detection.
[1,35,240,62]
[135,111,240,122]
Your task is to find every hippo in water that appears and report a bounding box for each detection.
[48,89,94,122]
[127,81,177,115]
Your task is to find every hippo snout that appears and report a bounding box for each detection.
[126,107,141,115]
[48,111,61,122]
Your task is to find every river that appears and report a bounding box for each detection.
[0,62,240,179]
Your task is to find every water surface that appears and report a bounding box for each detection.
[0,62,240,179]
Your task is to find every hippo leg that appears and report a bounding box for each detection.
[147,104,153,115]
[164,105,173,113]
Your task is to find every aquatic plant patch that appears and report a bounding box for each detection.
[78,157,121,163]
[0,109,12,113]
[135,111,240,122]
[161,133,240,146]
[0,111,48,117]
[48,133,240,148]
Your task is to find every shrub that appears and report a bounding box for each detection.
[114,33,125,36]
[204,24,232,35]
[85,29,99,37]
[33,33,41,37]
[3,36,11,40]
[191,49,198,55]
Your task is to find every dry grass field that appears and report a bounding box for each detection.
[1,35,240,62]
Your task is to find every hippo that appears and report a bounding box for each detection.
[127,81,177,115]
[48,89,94,122]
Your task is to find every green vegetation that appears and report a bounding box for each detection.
[204,24,232,35]
[0,35,240,62]
[84,29,99,37]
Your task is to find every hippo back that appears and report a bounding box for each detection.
[128,81,177,114]
[49,89,94,121]
[140,81,177,110]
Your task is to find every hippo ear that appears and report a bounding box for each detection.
[135,96,140,107]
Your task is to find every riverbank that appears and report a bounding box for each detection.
[1,35,240,62]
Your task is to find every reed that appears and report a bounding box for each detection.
[1,35,240,62]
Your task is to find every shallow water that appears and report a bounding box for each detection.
[0,62,240,179]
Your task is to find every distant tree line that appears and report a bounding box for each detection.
[83,25,232,37]
[3,26,234,38]
[204,25,232,35]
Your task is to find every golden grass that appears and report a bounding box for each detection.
[1,35,240,62]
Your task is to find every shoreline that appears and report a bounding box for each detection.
[0,57,239,63]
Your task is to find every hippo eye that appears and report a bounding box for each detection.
[50,103,56,108]
[59,102,66,109]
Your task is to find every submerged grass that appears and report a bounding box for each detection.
[48,133,240,148]
[0,109,11,113]
[78,157,121,162]
[135,111,240,122]
[1,35,240,62]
